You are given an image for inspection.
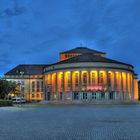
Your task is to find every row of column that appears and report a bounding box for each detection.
[45,70,134,100]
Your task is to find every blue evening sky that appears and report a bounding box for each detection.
[0,0,140,79]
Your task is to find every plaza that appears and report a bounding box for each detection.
[0,104,140,140]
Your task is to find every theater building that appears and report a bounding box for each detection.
[5,47,139,101]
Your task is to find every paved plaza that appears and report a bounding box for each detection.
[0,104,140,140]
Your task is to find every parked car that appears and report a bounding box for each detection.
[12,97,26,104]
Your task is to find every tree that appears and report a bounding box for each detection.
[0,79,18,99]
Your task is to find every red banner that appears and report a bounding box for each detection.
[86,86,103,91]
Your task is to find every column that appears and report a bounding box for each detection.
[70,71,73,100]
[79,70,82,91]
[121,72,124,100]
[130,74,133,100]
[88,70,90,86]
[62,72,65,100]
[55,73,57,100]
[119,72,122,100]
[43,75,46,100]
[70,71,72,91]
[50,74,52,100]
[114,71,117,100]
[106,70,108,89]
[126,73,128,100]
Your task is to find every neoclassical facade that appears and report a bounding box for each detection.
[5,47,139,101]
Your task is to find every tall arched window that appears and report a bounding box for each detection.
[75,73,79,88]
[91,73,95,85]
[67,73,71,89]
[83,73,87,86]
[60,73,63,90]
[108,73,111,87]
[100,73,103,84]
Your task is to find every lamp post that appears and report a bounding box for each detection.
[20,71,24,98]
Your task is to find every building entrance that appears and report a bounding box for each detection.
[83,92,88,100]
[74,92,79,100]
[91,92,96,100]
[72,91,115,101]
[47,92,51,100]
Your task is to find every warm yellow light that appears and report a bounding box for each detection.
[65,71,70,74]
[82,70,87,73]
[73,71,79,74]
[108,71,113,74]
[100,70,105,73]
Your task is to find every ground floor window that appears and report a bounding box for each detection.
[72,91,115,101]
[92,92,96,99]
[83,92,87,100]
[74,92,79,100]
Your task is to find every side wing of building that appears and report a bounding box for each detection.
[4,64,47,101]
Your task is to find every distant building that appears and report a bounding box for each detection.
[5,46,139,101]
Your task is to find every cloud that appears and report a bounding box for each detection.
[0,0,26,18]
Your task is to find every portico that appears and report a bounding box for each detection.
[44,69,135,101]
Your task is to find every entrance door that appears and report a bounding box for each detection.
[74,92,79,100]
[109,92,113,100]
[83,92,87,100]
[60,92,63,100]
[101,92,105,99]
[47,92,51,100]
[92,92,96,100]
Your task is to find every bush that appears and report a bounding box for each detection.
[0,100,13,107]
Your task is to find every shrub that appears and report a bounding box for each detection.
[0,100,13,107]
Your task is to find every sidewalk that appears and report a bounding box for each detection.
[39,100,140,105]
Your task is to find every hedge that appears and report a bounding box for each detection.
[0,100,13,107]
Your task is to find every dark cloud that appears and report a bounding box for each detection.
[0,0,26,18]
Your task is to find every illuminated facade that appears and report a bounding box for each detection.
[5,47,139,101]
[138,81,140,100]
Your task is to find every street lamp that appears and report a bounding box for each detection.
[20,71,24,97]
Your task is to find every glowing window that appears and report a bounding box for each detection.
[67,73,71,88]
[91,73,95,85]
[83,73,87,85]
[100,73,103,84]
[108,73,111,86]
[75,73,79,87]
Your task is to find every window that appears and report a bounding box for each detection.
[92,92,96,99]
[75,73,79,88]
[108,73,111,86]
[67,73,71,89]
[100,73,104,84]
[32,94,34,98]
[37,81,40,92]
[91,73,95,85]
[83,73,87,85]
[32,81,35,92]
[60,73,63,90]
